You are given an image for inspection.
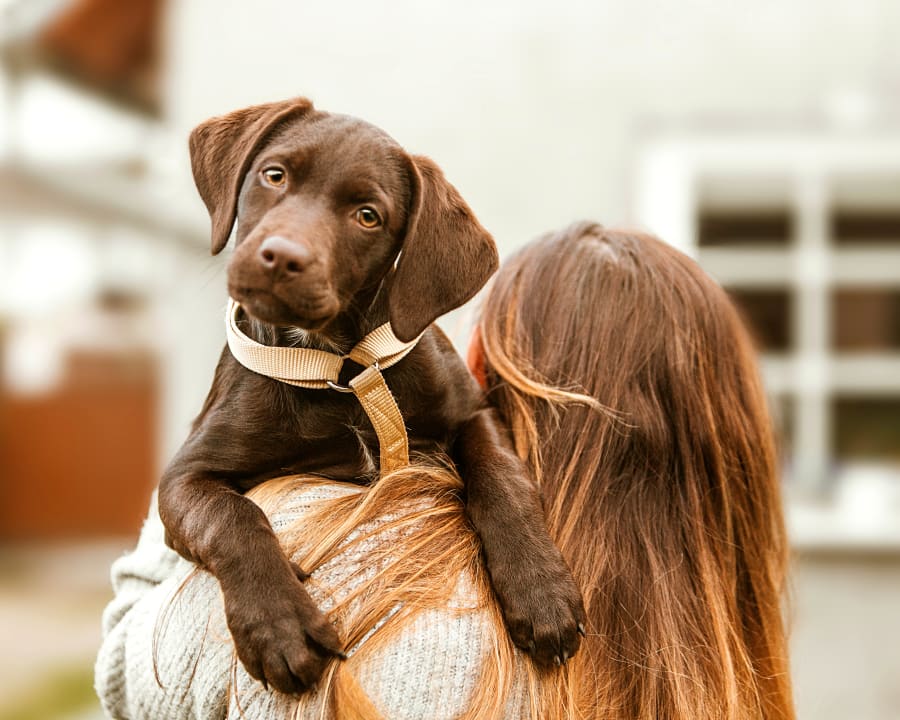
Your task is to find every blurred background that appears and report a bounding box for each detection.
[0,0,898,718]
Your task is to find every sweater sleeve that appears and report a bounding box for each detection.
[95,486,527,720]
[94,492,234,720]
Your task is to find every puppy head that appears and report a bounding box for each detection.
[189,97,498,338]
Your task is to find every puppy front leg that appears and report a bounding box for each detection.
[157,350,345,695]
[157,468,344,695]
[454,407,586,667]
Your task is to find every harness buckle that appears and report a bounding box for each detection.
[325,380,354,393]
[326,361,380,393]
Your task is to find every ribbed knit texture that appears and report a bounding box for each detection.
[95,486,529,719]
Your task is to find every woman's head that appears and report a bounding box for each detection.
[474,222,794,720]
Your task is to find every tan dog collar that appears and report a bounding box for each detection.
[225,298,421,472]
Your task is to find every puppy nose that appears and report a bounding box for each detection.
[258,236,313,275]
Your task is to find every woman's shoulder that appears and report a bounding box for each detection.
[97,477,530,719]
[244,478,531,718]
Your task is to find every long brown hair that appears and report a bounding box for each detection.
[165,222,793,719]
[480,222,794,720]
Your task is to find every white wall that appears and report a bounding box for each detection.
[163,0,900,257]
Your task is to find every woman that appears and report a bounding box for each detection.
[96,223,794,719]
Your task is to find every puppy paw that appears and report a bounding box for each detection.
[223,575,344,695]
[491,553,586,668]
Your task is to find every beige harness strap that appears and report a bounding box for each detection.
[224,298,420,470]
[347,324,418,369]
[349,365,410,472]
[226,299,341,389]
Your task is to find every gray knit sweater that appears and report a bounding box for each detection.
[95,484,528,719]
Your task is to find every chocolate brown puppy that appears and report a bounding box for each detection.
[159,97,585,694]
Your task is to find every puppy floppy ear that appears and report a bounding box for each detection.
[188,97,314,254]
[389,155,499,342]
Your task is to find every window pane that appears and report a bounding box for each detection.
[727,288,793,352]
[831,210,900,245]
[833,397,900,464]
[698,210,793,247]
[832,289,900,351]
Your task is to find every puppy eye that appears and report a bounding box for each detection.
[356,207,382,228]
[262,167,286,187]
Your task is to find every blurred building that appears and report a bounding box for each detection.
[3,0,899,542]
[0,0,209,538]
[636,133,900,551]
